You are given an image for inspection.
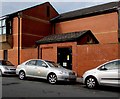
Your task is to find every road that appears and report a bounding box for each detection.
[1,76,119,98]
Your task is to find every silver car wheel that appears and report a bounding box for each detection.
[48,74,57,84]
[86,77,97,89]
[19,71,25,80]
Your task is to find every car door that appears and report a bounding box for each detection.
[25,60,37,76]
[98,60,119,86]
[35,60,49,78]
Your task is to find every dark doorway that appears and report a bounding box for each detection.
[4,50,8,60]
[57,48,72,70]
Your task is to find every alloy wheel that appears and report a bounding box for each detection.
[48,74,57,84]
[86,77,97,89]
[19,71,25,80]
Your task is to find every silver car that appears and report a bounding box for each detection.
[0,60,16,76]
[82,59,120,89]
[16,59,77,84]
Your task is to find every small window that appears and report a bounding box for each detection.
[26,60,36,66]
[2,19,6,26]
[0,19,6,35]
[47,6,50,17]
[87,36,93,44]
[0,18,13,35]
[3,27,6,34]
[0,28,2,35]
[6,20,12,34]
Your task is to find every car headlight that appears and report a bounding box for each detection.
[4,67,9,70]
[59,71,67,74]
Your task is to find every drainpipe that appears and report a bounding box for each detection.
[37,45,42,59]
[18,13,21,65]
[38,45,40,59]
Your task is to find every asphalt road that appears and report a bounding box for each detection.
[1,76,119,98]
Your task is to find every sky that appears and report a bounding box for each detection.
[0,0,119,16]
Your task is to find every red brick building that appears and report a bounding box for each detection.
[0,2,120,76]
[0,2,58,65]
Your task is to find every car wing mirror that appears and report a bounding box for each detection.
[101,68,107,70]
[99,66,107,71]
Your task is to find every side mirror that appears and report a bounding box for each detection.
[99,66,107,71]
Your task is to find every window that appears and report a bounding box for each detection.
[1,60,13,66]
[104,60,120,70]
[36,60,47,67]
[6,19,12,34]
[0,18,12,35]
[47,6,50,17]
[86,36,93,44]
[26,60,36,66]
[3,27,6,34]
[0,18,6,35]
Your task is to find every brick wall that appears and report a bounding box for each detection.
[40,42,77,72]
[20,48,38,64]
[8,48,18,67]
[22,2,58,48]
[77,44,119,76]
[55,12,118,44]
[0,51,3,60]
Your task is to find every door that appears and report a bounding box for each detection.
[35,60,49,78]
[4,50,8,61]
[25,60,37,76]
[98,60,119,86]
[57,48,72,70]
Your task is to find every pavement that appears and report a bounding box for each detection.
[76,77,83,84]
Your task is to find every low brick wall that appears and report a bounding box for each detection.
[77,44,119,77]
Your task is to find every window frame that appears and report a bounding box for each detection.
[36,60,47,67]
[98,60,119,70]
[0,18,6,35]
[0,17,13,35]
[25,60,37,66]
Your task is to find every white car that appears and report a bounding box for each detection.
[0,60,16,76]
[16,59,77,84]
[82,59,120,89]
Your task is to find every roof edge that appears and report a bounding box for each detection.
[36,30,99,45]
[51,1,119,23]
[1,2,59,18]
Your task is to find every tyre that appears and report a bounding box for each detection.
[85,76,98,89]
[47,73,57,84]
[19,71,26,80]
[0,70,2,76]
